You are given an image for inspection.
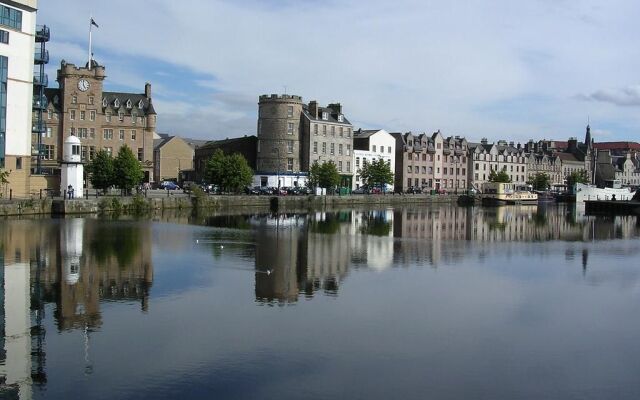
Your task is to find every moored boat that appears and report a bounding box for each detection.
[574,180,636,202]
[481,182,538,205]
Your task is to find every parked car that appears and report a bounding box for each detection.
[352,187,366,194]
[159,181,180,190]
[244,186,261,195]
[259,186,274,195]
[406,186,422,194]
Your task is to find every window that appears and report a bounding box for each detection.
[89,110,96,121]
[89,146,96,160]
[339,144,343,155]
[338,114,344,122]
[338,161,343,172]
[347,128,351,138]
[106,112,111,122]
[126,99,132,109]
[415,166,419,173]
[356,157,360,167]
[69,110,76,120]
[47,109,52,119]
[407,166,411,173]
[372,145,377,152]
[81,146,87,161]
[138,148,143,161]
[69,127,75,136]
[71,95,77,104]
[131,130,137,140]
[43,145,54,160]
[475,163,479,170]
[15,157,21,169]
[0,30,8,44]
[339,127,343,137]
[45,127,52,138]
[72,145,80,156]
[132,112,137,124]
[90,128,95,139]
[119,129,125,140]
[287,122,294,134]
[102,98,107,107]
[287,158,293,172]
[347,144,351,156]
[287,140,294,153]
[347,161,351,172]
[114,99,120,108]
[428,167,433,174]
[78,128,87,138]
[437,143,441,149]
[322,142,327,154]
[88,96,94,105]
[138,100,144,109]
[118,111,124,121]
[287,106,293,117]
[322,111,328,120]
[80,110,85,120]
[313,142,318,154]
[314,124,318,135]
[103,129,113,140]
[322,125,327,136]
[0,5,22,30]
[422,166,426,174]
[330,143,335,155]
[331,126,335,136]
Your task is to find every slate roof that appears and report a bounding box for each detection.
[593,142,640,151]
[43,88,156,115]
[302,105,352,125]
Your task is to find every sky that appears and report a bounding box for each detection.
[38,0,640,143]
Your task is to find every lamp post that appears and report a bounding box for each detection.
[272,147,280,195]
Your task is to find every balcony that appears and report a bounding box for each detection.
[33,95,47,110]
[35,25,50,42]
[32,121,46,133]
[33,72,48,87]
[34,49,49,64]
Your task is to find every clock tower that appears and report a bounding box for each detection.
[57,60,106,127]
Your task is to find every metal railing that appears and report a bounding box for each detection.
[35,25,50,42]
[34,49,49,64]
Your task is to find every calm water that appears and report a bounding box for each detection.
[2,204,640,399]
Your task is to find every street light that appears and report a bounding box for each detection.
[272,147,280,195]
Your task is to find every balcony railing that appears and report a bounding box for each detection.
[33,95,48,110]
[33,72,48,86]
[34,49,49,64]
[35,25,50,42]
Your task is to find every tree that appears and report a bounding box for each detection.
[205,150,253,193]
[488,169,511,183]
[566,169,589,187]
[114,145,144,194]
[318,161,341,189]
[307,162,321,189]
[222,153,253,192]
[527,172,550,191]
[359,158,394,191]
[86,150,114,193]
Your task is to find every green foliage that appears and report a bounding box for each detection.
[567,169,589,187]
[87,150,114,192]
[527,173,550,191]
[0,168,9,184]
[110,197,123,214]
[359,213,392,236]
[114,145,144,193]
[488,169,511,183]
[309,161,341,189]
[359,158,394,190]
[205,150,253,193]
[129,194,151,215]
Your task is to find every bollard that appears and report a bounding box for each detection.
[85,189,88,199]
[64,190,67,200]
[39,189,42,199]
[9,189,12,200]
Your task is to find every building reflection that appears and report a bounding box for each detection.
[0,218,153,398]
[247,205,639,303]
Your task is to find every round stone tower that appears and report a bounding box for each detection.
[256,94,303,175]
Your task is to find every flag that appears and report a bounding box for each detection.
[90,18,99,28]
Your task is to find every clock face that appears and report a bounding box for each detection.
[78,79,90,92]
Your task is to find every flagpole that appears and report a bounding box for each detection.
[88,15,92,70]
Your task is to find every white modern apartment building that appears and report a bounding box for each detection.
[0,0,37,198]
[352,129,395,191]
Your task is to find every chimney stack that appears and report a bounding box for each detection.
[145,82,152,99]
[309,101,318,119]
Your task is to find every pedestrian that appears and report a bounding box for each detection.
[68,185,74,199]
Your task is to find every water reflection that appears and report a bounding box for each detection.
[199,205,640,304]
[0,218,152,398]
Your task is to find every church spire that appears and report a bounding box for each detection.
[585,122,592,148]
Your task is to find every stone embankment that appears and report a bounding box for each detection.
[1,193,459,217]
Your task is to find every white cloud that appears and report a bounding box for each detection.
[38,0,640,141]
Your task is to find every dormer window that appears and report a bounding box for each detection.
[338,114,344,122]
[138,100,144,109]
[126,99,132,109]
[114,98,120,108]
[102,98,107,107]
[322,111,328,120]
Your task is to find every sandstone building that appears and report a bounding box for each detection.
[37,60,157,184]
